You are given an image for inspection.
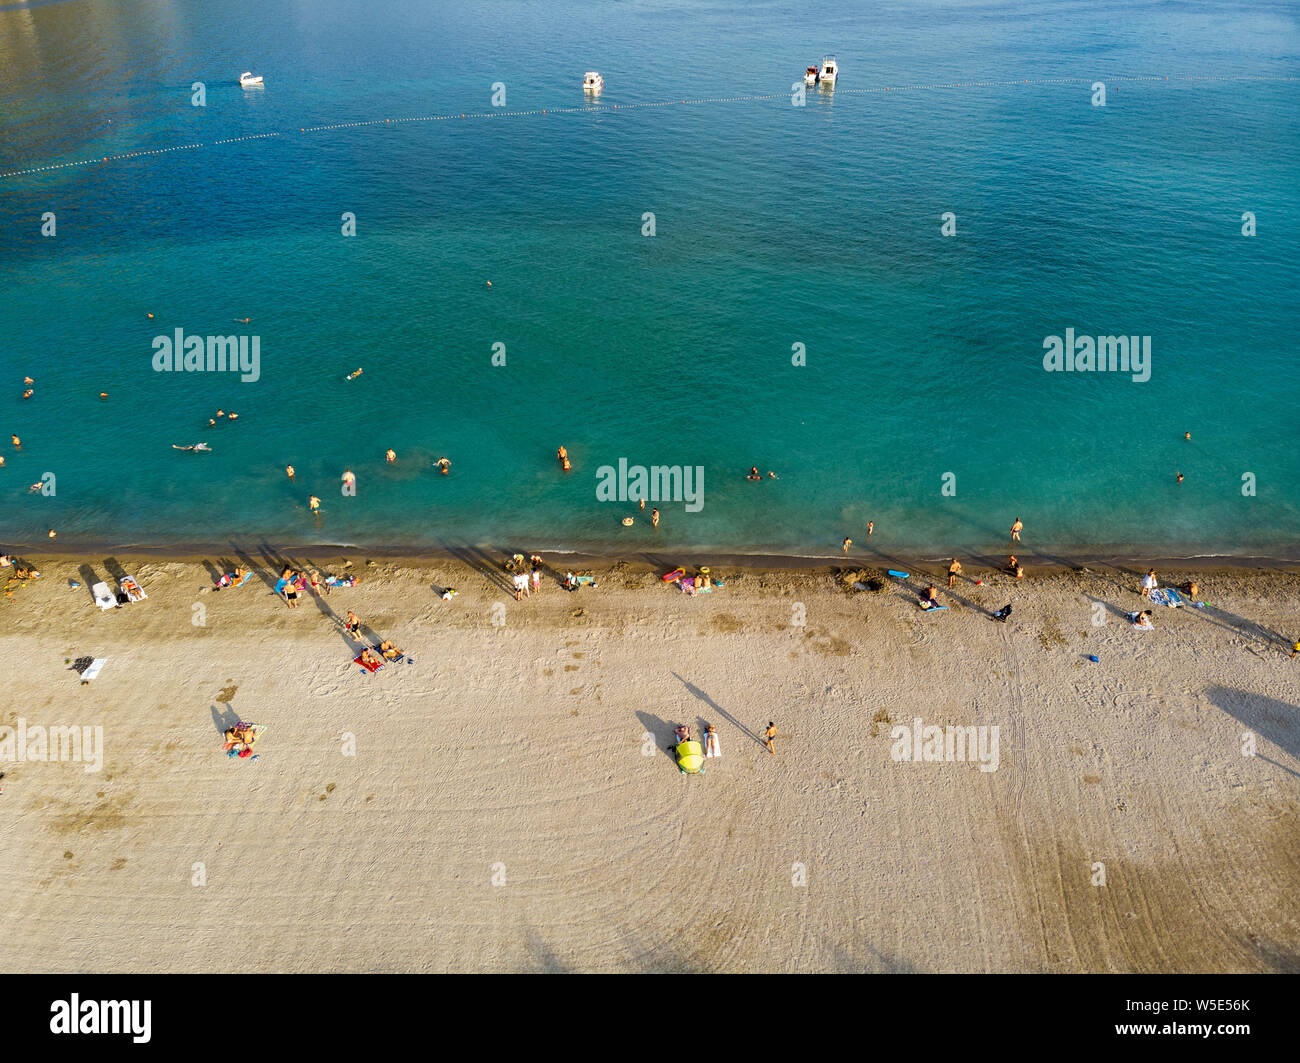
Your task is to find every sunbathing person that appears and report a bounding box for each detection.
[359,648,382,667]
[378,640,401,660]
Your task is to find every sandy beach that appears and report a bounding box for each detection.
[1,551,1297,973]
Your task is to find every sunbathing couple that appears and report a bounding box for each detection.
[358,641,401,667]
[225,723,259,748]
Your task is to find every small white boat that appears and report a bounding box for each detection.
[804,65,819,86]
[582,71,603,93]
[818,55,838,85]
[239,72,264,88]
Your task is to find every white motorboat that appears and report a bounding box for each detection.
[818,55,838,85]
[582,71,603,93]
[239,72,264,88]
[804,65,819,86]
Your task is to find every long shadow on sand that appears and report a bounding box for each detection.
[441,542,514,594]
[671,672,765,749]
[1206,686,1298,763]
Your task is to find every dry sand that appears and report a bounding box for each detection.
[1,552,1297,972]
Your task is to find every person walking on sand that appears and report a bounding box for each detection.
[1140,569,1157,599]
[948,558,962,588]
[764,722,777,755]
[842,537,852,553]
[345,611,362,638]
[512,570,529,601]
[1010,517,1023,542]
[531,564,541,595]
[705,724,721,758]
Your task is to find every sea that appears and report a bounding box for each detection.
[1,0,1298,561]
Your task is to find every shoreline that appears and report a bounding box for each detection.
[7,540,1300,578]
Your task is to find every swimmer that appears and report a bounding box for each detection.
[216,410,225,418]
[842,537,852,553]
[99,392,108,400]
[435,457,451,474]
[228,412,238,420]
[28,482,42,493]
[22,390,32,399]
[343,469,356,486]
[486,281,492,288]
[235,317,251,323]
[207,418,216,427]
[557,446,568,461]
[47,529,56,539]
[23,376,33,385]
[1184,432,1191,440]
[0,456,4,466]
[346,368,363,380]
[10,435,20,447]
[652,508,659,528]
[286,464,295,479]
[562,456,571,471]
[1176,471,1183,483]
[172,443,211,451]
[385,449,396,463]
[639,498,645,511]
[309,495,321,513]
[768,471,778,479]
[747,466,762,481]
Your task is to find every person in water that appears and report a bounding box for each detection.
[842,537,852,553]
[652,508,659,528]
[747,467,762,481]
[435,457,451,474]
[309,495,321,513]
[386,449,396,463]
[1010,517,1023,542]
[286,465,295,479]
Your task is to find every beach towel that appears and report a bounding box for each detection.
[325,575,358,587]
[92,582,117,611]
[118,575,147,603]
[80,658,107,683]
[353,654,384,673]
[1149,588,1182,608]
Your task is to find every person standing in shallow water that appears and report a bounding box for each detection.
[1010,517,1023,542]
[842,537,852,553]
[651,508,659,528]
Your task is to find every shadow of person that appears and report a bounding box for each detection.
[634,710,680,761]
[670,672,764,748]
[1206,686,1298,762]
[210,703,242,734]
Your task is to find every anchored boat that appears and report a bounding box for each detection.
[582,71,603,93]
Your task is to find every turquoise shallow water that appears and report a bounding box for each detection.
[1,0,1298,558]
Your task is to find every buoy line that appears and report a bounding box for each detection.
[1,73,1293,180]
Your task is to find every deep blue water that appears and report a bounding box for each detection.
[1,0,1298,558]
